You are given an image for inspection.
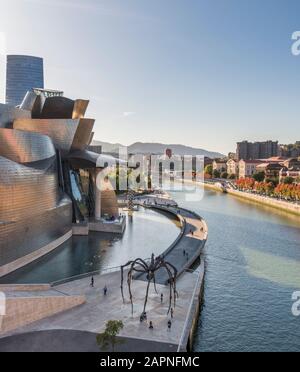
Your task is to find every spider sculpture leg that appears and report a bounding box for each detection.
[127,259,149,315]
[157,262,177,314]
[161,263,175,314]
[152,273,158,294]
[164,261,178,305]
[127,270,134,315]
[142,275,152,314]
[120,258,148,303]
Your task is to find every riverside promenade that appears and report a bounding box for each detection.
[0,197,207,352]
[137,203,207,284]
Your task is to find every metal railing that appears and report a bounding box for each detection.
[50,265,123,287]
[50,259,151,287]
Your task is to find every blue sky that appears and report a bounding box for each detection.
[0,0,300,154]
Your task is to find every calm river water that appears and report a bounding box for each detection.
[170,188,300,352]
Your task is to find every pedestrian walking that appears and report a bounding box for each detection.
[90,276,94,287]
[167,320,172,331]
[183,249,186,256]
[103,285,107,295]
[161,293,163,303]
[149,321,154,329]
[170,308,174,319]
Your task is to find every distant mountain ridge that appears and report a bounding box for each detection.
[92,140,224,158]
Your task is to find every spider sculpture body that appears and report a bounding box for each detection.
[121,253,178,315]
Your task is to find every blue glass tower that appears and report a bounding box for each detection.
[5,55,44,106]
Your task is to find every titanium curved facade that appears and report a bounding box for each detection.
[5,55,44,107]
[0,129,72,276]
[0,128,55,164]
[0,88,120,277]
[0,103,31,128]
[14,118,94,156]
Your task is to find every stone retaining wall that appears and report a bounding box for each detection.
[0,284,51,292]
[227,189,300,216]
[0,295,85,334]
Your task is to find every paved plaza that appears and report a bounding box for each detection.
[0,268,203,351]
[0,202,207,352]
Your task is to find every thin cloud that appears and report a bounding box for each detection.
[123,111,136,117]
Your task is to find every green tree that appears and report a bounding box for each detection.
[221,172,228,179]
[266,177,279,186]
[252,172,265,182]
[204,164,213,176]
[213,169,221,178]
[283,176,294,185]
[96,320,124,352]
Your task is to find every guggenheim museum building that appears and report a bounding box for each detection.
[0,87,121,278]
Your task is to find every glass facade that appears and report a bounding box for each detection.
[6,55,44,106]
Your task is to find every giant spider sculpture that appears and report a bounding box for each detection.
[121,253,178,316]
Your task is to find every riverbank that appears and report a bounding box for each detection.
[226,188,300,217]
[200,181,300,217]
[203,182,225,193]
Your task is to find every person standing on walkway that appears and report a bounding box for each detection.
[183,249,186,256]
[90,276,94,287]
[167,320,172,331]
[170,308,174,319]
[149,321,154,329]
[161,293,163,303]
[103,285,107,295]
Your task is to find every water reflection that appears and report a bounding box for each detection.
[0,207,180,284]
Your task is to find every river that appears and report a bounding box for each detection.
[170,187,300,352]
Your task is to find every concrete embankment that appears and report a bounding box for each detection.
[226,189,300,217]
[202,180,300,217]
[203,181,226,193]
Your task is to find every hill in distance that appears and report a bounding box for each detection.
[92,140,224,159]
